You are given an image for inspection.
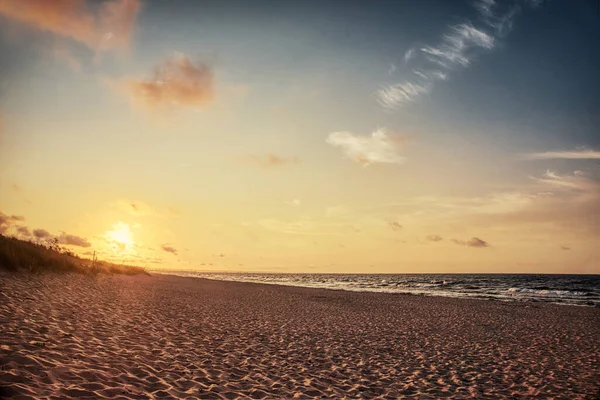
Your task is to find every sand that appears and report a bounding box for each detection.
[1,272,599,399]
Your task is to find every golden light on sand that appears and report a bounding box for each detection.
[105,222,135,251]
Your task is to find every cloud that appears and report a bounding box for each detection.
[377,82,430,109]
[0,212,25,234]
[15,226,31,237]
[452,171,600,236]
[476,0,525,37]
[412,69,447,81]
[373,170,600,245]
[426,234,443,242]
[519,148,600,160]
[452,237,490,248]
[532,170,599,192]
[33,228,51,239]
[242,154,301,168]
[422,24,495,67]
[58,233,91,247]
[388,221,403,232]
[561,245,571,251]
[161,244,178,255]
[326,128,405,166]
[121,53,214,110]
[377,0,541,110]
[0,0,141,52]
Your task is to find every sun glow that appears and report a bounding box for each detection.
[105,222,135,250]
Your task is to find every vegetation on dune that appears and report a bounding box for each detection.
[0,234,148,275]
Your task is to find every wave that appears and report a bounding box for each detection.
[506,287,588,297]
[153,271,600,307]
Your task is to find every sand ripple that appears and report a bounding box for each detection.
[1,272,599,398]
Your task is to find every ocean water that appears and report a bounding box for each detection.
[156,271,600,307]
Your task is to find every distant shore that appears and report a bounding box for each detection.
[1,272,599,398]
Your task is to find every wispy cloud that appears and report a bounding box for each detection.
[0,0,141,52]
[519,148,600,160]
[161,244,178,255]
[423,24,495,67]
[241,154,301,168]
[452,237,490,248]
[532,170,599,192]
[426,234,444,242]
[388,221,403,232]
[326,128,405,166]
[476,0,521,37]
[377,0,542,110]
[120,53,214,110]
[466,171,600,235]
[377,82,430,109]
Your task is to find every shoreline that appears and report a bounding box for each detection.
[152,270,600,308]
[2,272,599,398]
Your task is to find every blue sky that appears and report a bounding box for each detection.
[0,0,598,273]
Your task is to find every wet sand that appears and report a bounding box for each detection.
[1,272,599,399]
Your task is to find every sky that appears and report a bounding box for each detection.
[0,0,598,274]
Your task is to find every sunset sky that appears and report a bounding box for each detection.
[0,0,598,273]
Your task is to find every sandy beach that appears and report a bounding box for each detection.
[1,272,599,399]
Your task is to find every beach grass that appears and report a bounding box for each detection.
[0,234,148,276]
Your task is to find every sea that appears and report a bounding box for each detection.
[155,271,600,307]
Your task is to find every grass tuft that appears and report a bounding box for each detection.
[0,234,149,276]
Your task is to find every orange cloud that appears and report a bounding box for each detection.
[452,237,490,248]
[58,232,91,247]
[241,154,301,168]
[161,244,177,255]
[122,54,215,110]
[15,226,31,238]
[0,0,141,51]
[33,228,51,239]
[0,212,25,234]
[388,221,403,232]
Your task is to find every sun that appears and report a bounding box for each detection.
[105,222,135,249]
